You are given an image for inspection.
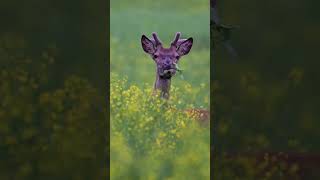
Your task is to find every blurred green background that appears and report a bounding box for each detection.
[111,0,210,107]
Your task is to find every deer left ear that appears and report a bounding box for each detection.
[177,38,193,56]
[141,35,156,55]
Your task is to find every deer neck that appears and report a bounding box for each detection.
[154,74,171,99]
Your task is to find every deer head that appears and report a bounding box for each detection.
[141,32,193,99]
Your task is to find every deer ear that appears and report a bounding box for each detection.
[141,35,156,55]
[177,38,193,56]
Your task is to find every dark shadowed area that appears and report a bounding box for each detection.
[212,0,320,179]
[0,0,108,179]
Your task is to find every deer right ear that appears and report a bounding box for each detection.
[177,38,193,56]
[141,35,156,55]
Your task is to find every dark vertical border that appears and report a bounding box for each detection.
[210,0,216,179]
[106,0,110,179]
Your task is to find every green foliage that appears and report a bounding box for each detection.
[110,74,210,180]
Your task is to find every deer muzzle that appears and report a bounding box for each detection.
[159,67,176,79]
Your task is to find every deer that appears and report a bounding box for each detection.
[141,32,210,126]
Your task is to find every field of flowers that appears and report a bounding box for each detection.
[110,74,210,179]
[110,0,210,179]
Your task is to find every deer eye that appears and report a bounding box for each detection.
[153,55,158,59]
[175,55,180,59]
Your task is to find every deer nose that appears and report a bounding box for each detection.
[164,60,171,67]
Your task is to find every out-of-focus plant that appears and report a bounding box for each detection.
[110,73,210,180]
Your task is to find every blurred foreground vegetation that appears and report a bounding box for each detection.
[110,74,210,180]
